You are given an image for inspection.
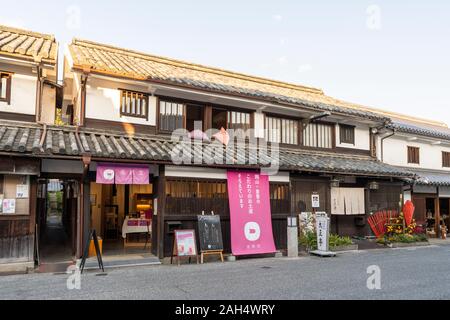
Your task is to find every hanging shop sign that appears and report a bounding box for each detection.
[96,163,149,185]
[311,193,320,208]
[227,171,276,256]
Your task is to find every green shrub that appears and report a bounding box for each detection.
[378,233,429,245]
[299,232,353,251]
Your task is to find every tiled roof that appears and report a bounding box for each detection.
[0,120,413,178]
[401,168,450,186]
[0,25,58,64]
[388,120,450,141]
[68,39,389,122]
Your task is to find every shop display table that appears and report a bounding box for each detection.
[122,217,152,248]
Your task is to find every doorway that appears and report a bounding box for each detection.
[89,180,155,258]
[36,179,78,265]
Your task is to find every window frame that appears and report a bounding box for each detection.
[407,146,420,164]
[264,114,300,146]
[119,89,149,120]
[157,98,186,133]
[0,72,12,105]
[443,151,450,168]
[339,124,355,145]
[301,121,336,150]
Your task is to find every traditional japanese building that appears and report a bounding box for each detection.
[0,27,417,271]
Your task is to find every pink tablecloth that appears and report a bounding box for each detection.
[122,217,151,239]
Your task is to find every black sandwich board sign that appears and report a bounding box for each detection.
[197,214,224,263]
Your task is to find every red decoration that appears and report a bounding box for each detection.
[403,200,415,226]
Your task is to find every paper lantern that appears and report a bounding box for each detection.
[403,200,415,226]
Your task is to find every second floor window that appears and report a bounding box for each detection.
[265,116,298,145]
[443,151,450,168]
[0,72,12,104]
[339,124,355,145]
[227,110,250,132]
[120,90,148,119]
[159,100,184,131]
[303,122,333,149]
[407,146,420,164]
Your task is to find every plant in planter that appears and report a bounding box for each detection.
[299,231,354,252]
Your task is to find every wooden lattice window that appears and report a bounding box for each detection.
[443,151,450,168]
[0,72,12,104]
[265,116,299,145]
[407,146,420,164]
[302,122,334,149]
[120,90,148,119]
[339,124,355,145]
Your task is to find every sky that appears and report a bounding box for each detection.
[2,0,449,125]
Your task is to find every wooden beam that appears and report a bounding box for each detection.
[435,197,441,237]
[157,166,166,259]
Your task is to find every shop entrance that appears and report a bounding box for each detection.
[89,181,154,258]
[36,179,79,266]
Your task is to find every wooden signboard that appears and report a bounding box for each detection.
[197,215,224,263]
[171,229,198,266]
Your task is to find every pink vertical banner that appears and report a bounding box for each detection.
[115,167,133,184]
[132,167,150,185]
[227,171,276,256]
[96,165,115,184]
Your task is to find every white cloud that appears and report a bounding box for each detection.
[278,56,288,65]
[298,64,312,73]
[273,14,283,21]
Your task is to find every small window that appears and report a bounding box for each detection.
[159,100,184,131]
[339,124,355,145]
[120,90,148,119]
[407,146,420,164]
[443,152,450,168]
[0,72,12,104]
[265,116,298,145]
[227,110,251,132]
[303,122,333,149]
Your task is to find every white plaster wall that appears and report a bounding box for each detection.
[383,135,450,171]
[0,73,36,115]
[85,77,156,126]
[40,84,56,124]
[335,124,370,150]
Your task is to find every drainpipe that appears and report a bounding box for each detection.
[381,128,396,163]
[35,64,44,122]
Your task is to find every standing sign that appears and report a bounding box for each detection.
[227,171,276,256]
[172,230,199,265]
[316,212,329,252]
[311,193,320,208]
[197,215,224,263]
[310,212,335,257]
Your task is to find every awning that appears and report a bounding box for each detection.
[96,163,149,185]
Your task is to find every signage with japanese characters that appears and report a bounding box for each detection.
[227,171,276,256]
[315,212,330,252]
[312,193,320,208]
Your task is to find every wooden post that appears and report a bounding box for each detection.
[156,166,166,260]
[435,197,441,238]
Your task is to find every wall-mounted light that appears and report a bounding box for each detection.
[330,179,340,188]
[368,181,380,190]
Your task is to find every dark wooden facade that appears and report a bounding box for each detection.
[0,157,39,265]
[159,176,290,257]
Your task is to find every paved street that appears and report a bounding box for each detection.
[1,244,450,300]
